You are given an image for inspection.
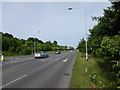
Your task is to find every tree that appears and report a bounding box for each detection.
[53,41,57,46]
[27,37,34,42]
[77,38,86,53]
[27,37,44,44]
[3,33,13,38]
[77,1,120,87]
[2,32,72,56]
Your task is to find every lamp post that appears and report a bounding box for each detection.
[68,7,88,61]
[34,37,35,54]
[34,31,40,54]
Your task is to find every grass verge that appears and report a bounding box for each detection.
[46,51,55,54]
[2,51,55,57]
[70,51,113,88]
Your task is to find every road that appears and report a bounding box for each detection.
[1,50,77,88]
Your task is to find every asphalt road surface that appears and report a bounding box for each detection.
[1,50,77,88]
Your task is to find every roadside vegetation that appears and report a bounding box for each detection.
[76,2,120,88]
[70,52,116,88]
[1,32,74,57]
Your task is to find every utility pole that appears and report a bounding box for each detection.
[68,7,88,61]
[34,31,40,54]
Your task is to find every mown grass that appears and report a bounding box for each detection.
[70,51,113,88]
[46,51,55,54]
[2,51,55,57]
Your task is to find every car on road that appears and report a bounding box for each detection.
[34,51,49,59]
[55,50,61,54]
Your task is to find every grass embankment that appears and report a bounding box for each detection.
[3,50,69,57]
[2,51,55,57]
[70,51,113,88]
[2,51,25,57]
[46,51,55,54]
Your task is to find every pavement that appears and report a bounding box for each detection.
[1,50,77,88]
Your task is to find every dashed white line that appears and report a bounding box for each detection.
[15,58,19,60]
[55,58,60,61]
[9,63,27,69]
[63,58,68,63]
[11,61,18,63]
[1,75,27,88]
[22,57,34,61]
[38,57,62,70]
[3,57,34,65]
[41,60,46,62]
[38,61,53,70]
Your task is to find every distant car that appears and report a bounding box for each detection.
[55,50,61,54]
[34,51,49,59]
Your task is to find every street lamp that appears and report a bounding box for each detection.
[34,31,40,54]
[34,37,35,54]
[68,7,88,61]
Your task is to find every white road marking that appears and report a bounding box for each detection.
[63,58,68,63]
[38,61,53,70]
[41,60,46,62]
[9,63,27,69]
[55,58,60,61]
[22,57,34,61]
[15,58,19,60]
[1,75,27,88]
[4,57,34,64]
[9,64,21,68]
[11,61,18,62]
[38,57,61,70]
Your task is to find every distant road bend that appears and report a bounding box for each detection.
[2,50,77,88]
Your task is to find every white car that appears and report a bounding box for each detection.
[55,50,61,54]
[34,51,49,59]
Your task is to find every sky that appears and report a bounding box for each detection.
[1,2,111,48]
